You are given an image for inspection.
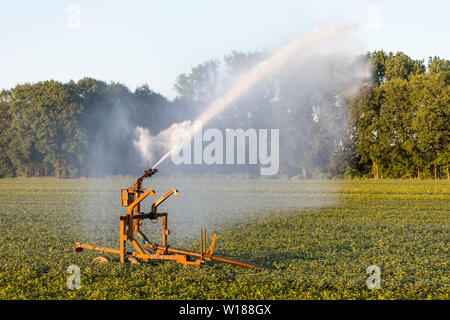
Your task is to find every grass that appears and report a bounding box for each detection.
[0,177,448,299]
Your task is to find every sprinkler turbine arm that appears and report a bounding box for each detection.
[134,168,158,191]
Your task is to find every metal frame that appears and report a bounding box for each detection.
[75,169,263,270]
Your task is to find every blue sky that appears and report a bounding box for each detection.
[1,0,448,99]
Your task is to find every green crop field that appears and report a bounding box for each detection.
[0,177,448,299]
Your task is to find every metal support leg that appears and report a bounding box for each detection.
[120,216,126,263]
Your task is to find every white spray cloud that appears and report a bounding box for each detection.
[133,23,368,170]
[134,120,192,165]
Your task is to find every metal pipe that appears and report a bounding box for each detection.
[164,246,264,270]
[209,254,264,270]
[76,241,264,270]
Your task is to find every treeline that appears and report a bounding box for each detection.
[0,50,448,179]
[350,53,449,179]
[0,79,173,177]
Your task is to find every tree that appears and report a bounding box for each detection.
[385,52,425,81]
[350,51,448,179]
[350,85,386,178]
[369,50,388,85]
[410,71,449,179]
[7,81,84,177]
[173,59,220,103]
[0,50,447,179]
[381,78,416,178]
[0,90,14,177]
[428,56,450,74]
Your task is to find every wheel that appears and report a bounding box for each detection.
[93,256,110,263]
[126,256,140,265]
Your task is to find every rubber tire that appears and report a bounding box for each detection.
[93,256,110,263]
[126,256,140,265]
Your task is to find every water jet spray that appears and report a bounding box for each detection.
[147,23,358,170]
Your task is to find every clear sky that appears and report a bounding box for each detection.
[1,0,448,99]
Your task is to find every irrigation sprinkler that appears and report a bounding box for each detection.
[74,168,263,270]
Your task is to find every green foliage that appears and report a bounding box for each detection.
[0,90,14,177]
[350,52,449,179]
[0,178,448,299]
[428,56,450,74]
[384,52,425,81]
[368,50,387,85]
[0,50,448,179]
[0,78,171,178]
[173,60,220,103]
[5,81,84,177]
